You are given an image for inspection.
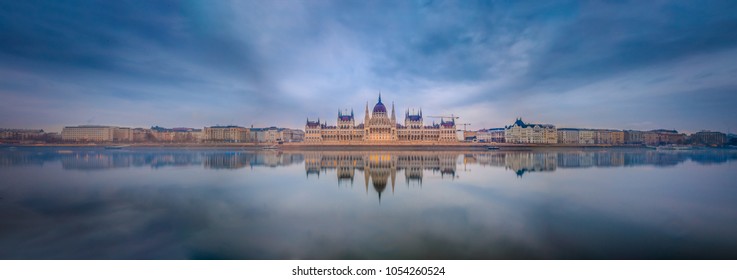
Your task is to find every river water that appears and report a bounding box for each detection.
[0,147,736,259]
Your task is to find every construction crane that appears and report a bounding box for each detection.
[425,114,460,120]
[456,123,472,142]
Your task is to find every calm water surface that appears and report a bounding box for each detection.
[1,147,736,259]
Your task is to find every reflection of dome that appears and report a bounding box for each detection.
[372,178,387,192]
[372,95,386,113]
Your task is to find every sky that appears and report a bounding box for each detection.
[1,0,736,133]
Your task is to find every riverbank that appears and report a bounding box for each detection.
[1,142,657,151]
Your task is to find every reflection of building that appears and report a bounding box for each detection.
[303,151,459,201]
[504,119,557,144]
[305,94,457,143]
[467,149,737,175]
[502,152,557,176]
[3,149,737,179]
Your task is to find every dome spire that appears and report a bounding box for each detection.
[378,92,382,104]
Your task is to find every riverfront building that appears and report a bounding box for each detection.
[61,125,132,142]
[305,95,457,143]
[557,128,625,145]
[248,127,304,143]
[557,128,580,144]
[504,118,557,144]
[476,128,505,143]
[0,129,45,140]
[204,126,250,142]
[691,131,727,146]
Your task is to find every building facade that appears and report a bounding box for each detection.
[204,126,250,142]
[61,125,117,142]
[578,129,596,144]
[610,130,625,145]
[476,128,505,143]
[113,127,132,142]
[0,129,45,140]
[624,130,644,144]
[504,119,557,144]
[691,131,727,146]
[305,95,457,143]
[557,128,580,144]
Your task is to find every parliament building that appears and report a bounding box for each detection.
[305,94,457,143]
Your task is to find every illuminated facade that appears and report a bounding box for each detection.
[305,94,457,143]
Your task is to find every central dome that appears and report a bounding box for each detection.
[372,95,386,113]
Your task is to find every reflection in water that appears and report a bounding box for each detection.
[3,147,736,173]
[1,147,737,259]
[304,152,459,201]
[0,148,304,170]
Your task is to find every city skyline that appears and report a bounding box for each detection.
[2,1,737,134]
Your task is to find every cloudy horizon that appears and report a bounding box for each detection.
[1,0,736,134]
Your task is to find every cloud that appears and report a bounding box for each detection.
[0,0,736,132]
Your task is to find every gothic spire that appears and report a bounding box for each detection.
[391,102,396,121]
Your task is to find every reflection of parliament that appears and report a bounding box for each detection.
[305,94,457,143]
[305,151,459,200]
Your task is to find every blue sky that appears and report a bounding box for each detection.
[1,0,736,133]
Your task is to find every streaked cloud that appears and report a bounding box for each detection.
[0,0,735,132]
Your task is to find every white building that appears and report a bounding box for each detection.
[61,125,117,142]
[557,128,580,144]
[504,119,557,144]
[476,128,505,143]
[578,129,596,144]
[204,126,249,142]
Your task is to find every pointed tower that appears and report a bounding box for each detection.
[391,163,396,194]
[364,167,369,194]
[364,101,370,141]
[391,102,396,123]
